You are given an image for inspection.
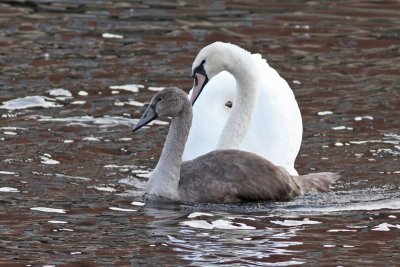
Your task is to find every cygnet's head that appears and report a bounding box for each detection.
[132,87,190,132]
[190,42,245,104]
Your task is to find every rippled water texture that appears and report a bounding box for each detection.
[1,1,399,266]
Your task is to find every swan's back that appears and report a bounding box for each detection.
[179,149,302,203]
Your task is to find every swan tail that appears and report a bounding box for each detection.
[293,172,340,195]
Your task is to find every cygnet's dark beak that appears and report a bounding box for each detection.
[132,104,158,133]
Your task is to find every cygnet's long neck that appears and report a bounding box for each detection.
[217,49,260,149]
[146,103,192,200]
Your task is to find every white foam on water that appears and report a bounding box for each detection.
[0,171,17,175]
[109,84,144,93]
[327,229,357,232]
[114,100,145,107]
[71,100,86,105]
[78,91,88,96]
[0,96,62,110]
[372,223,400,231]
[40,155,60,165]
[261,260,305,266]
[212,219,256,230]
[180,220,214,230]
[37,114,166,130]
[294,24,310,29]
[148,86,165,91]
[188,212,214,218]
[131,201,145,206]
[37,115,137,128]
[180,219,255,230]
[332,126,346,130]
[270,187,400,216]
[350,139,399,145]
[83,136,101,141]
[55,173,91,181]
[303,199,400,213]
[376,148,400,156]
[270,218,322,227]
[0,187,20,193]
[354,116,374,121]
[118,137,132,141]
[47,88,72,100]
[318,111,333,116]
[102,33,123,39]
[3,131,17,135]
[89,186,116,192]
[0,126,27,131]
[167,235,186,243]
[109,207,137,212]
[48,220,68,224]
[30,207,67,213]
[104,164,137,169]
[384,133,400,140]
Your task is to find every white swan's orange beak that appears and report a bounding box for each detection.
[189,72,208,105]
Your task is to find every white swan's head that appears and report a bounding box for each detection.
[190,42,246,104]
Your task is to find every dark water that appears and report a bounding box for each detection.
[1,0,399,266]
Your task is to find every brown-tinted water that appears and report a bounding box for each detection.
[1,0,399,266]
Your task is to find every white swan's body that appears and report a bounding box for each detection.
[183,43,302,175]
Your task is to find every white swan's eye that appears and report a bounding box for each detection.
[225,101,233,108]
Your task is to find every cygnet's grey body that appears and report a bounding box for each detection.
[133,87,339,203]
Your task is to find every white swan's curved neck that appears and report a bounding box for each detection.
[146,107,192,200]
[217,53,259,149]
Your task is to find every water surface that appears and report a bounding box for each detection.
[1,0,399,266]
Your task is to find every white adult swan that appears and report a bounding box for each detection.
[132,87,338,203]
[182,42,302,175]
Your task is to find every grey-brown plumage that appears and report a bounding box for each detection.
[133,87,339,204]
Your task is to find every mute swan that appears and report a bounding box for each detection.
[133,87,339,203]
[183,42,303,175]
